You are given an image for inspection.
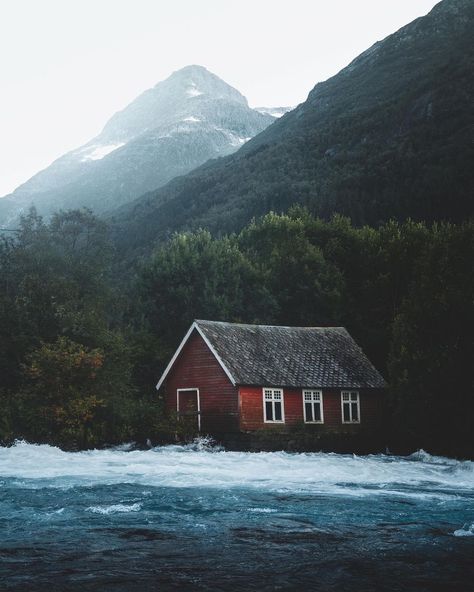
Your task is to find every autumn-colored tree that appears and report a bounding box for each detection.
[18,337,105,447]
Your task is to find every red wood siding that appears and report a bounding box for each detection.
[163,330,239,433]
[239,386,383,431]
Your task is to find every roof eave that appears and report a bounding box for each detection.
[235,382,386,389]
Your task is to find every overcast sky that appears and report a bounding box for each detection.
[0,0,439,197]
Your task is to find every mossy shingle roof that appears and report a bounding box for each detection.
[196,320,386,389]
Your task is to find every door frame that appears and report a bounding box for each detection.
[177,388,201,432]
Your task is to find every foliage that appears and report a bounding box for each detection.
[137,211,473,457]
[0,209,142,448]
[239,213,344,326]
[140,229,273,348]
[1,206,472,457]
[388,222,474,456]
[17,337,106,447]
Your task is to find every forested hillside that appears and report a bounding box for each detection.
[112,0,474,253]
[1,207,472,456]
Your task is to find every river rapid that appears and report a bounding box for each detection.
[1,440,473,591]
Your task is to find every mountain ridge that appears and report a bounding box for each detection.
[111,0,474,253]
[0,65,276,224]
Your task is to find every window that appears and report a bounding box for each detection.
[263,388,284,423]
[341,391,360,423]
[303,390,324,423]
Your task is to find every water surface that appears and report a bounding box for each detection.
[1,441,473,591]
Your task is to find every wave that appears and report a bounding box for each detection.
[453,523,474,537]
[0,440,473,499]
[86,503,142,515]
[407,449,466,466]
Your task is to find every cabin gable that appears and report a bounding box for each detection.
[163,329,239,434]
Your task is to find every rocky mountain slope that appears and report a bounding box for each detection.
[112,0,474,252]
[0,65,275,224]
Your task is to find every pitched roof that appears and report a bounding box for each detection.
[157,320,386,390]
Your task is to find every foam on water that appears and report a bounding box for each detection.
[1,441,473,591]
[86,502,142,515]
[1,441,473,499]
[453,523,474,537]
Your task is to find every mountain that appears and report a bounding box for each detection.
[255,106,293,118]
[0,65,275,224]
[112,0,474,253]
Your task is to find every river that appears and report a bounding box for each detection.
[1,440,473,591]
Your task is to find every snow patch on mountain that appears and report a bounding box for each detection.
[80,143,125,161]
[187,82,204,98]
[214,127,251,147]
[230,135,251,147]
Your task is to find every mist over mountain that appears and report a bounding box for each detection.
[255,106,293,118]
[0,65,275,224]
[112,0,474,252]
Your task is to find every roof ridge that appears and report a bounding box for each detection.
[195,319,347,331]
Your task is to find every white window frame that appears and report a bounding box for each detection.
[341,390,360,424]
[302,390,324,423]
[263,388,285,423]
[177,388,201,432]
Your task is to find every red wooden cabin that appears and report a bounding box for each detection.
[156,320,386,437]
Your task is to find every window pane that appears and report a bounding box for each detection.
[343,403,350,422]
[274,402,282,421]
[314,403,321,422]
[265,401,273,421]
[305,402,313,422]
[351,402,359,421]
[351,393,358,401]
[343,393,349,401]
[274,391,282,400]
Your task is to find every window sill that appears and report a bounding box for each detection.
[264,420,285,424]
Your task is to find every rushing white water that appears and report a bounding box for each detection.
[86,502,142,515]
[453,523,474,537]
[1,440,473,499]
[1,441,473,591]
